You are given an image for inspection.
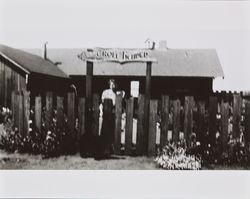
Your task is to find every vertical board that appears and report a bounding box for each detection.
[114,95,122,154]
[85,61,93,135]
[18,92,24,135]
[160,95,169,147]
[13,91,19,129]
[67,92,76,140]
[183,96,194,147]
[78,98,85,139]
[56,96,64,129]
[209,96,218,145]
[35,96,42,132]
[23,90,30,136]
[172,99,181,142]
[92,93,100,136]
[233,94,242,138]
[102,99,114,153]
[5,66,12,108]
[45,92,53,131]
[136,94,145,155]
[0,62,4,107]
[148,100,158,156]
[245,102,250,146]
[125,97,134,155]
[196,101,206,144]
[221,100,229,152]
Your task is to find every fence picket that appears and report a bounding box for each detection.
[35,95,42,132]
[160,95,169,147]
[114,95,122,154]
[209,96,218,145]
[136,94,145,155]
[148,100,158,156]
[45,92,53,131]
[172,99,181,142]
[56,96,64,129]
[233,94,242,138]
[125,97,134,155]
[184,96,194,147]
[221,100,229,152]
[67,92,76,140]
[196,101,206,144]
[23,90,30,136]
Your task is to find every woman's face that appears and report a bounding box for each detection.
[109,80,115,90]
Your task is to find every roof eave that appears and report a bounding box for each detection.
[0,52,30,74]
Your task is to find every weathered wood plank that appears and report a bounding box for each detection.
[196,101,206,144]
[23,90,30,136]
[209,96,218,145]
[148,100,158,156]
[233,94,242,138]
[160,95,169,147]
[221,100,229,152]
[18,91,24,135]
[136,94,145,155]
[56,96,64,129]
[92,93,100,136]
[78,97,85,139]
[245,102,250,146]
[45,92,53,131]
[114,94,122,154]
[184,96,194,147]
[0,62,4,107]
[125,97,134,155]
[35,95,42,132]
[172,99,181,142]
[67,92,76,140]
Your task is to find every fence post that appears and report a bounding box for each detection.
[148,100,158,156]
[114,95,122,154]
[233,94,242,138]
[172,98,181,142]
[136,94,145,155]
[184,96,194,147]
[45,92,53,131]
[35,95,42,132]
[125,97,134,155]
[245,101,250,147]
[56,96,64,129]
[67,92,76,140]
[221,99,229,152]
[92,93,100,136]
[209,96,218,145]
[160,95,169,148]
[23,90,30,136]
[78,98,85,139]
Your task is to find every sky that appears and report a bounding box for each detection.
[0,0,249,91]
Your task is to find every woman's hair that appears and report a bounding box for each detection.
[108,78,117,88]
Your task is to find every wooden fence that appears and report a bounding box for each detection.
[9,90,250,156]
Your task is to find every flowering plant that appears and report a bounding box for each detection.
[155,141,201,170]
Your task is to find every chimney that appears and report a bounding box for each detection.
[43,42,48,60]
[158,40,167,50]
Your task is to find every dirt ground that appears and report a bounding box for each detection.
[0,150,158,170]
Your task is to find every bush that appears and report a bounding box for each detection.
[0,106,77,157]
[155,141,201,170]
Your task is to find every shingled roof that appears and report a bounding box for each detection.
[0,44,68,78]
[24,47,224,78]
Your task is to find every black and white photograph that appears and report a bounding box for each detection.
[0,0,250,198]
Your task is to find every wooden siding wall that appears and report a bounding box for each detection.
[0,58,26,107]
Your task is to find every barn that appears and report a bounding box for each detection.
[0,44,69,108]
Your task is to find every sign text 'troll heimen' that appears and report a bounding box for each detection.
[77,48,156,63]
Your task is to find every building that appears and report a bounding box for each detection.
[0,42,224,107]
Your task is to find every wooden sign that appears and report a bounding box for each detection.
[78,48,156,63]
